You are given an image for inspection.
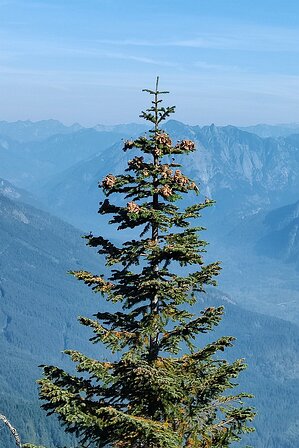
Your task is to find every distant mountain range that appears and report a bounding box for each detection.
[240,123,299,138]
[0,128,126,189]
[1,118,299,284]
[0,119,148,144]
[230,199,299,269]
[2,118,299,140]
[0,178,36,205]
[0,119,83,142]
[94,122,149,135]
[24,119,299,233]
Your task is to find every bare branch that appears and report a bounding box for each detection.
[0,413,21,447]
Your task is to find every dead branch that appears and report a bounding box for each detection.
[0,413,21,447]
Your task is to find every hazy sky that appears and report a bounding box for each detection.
[1,0,299,126]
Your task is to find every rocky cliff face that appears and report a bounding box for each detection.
[165,121,299,208]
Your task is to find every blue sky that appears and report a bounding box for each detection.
[1,0,299,125]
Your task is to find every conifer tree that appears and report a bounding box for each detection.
[38,78,255,448]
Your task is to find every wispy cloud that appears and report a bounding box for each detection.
[95,26,299,53]
[107,53,177,67]
[56,47,178,67]
[194,61,244,73]
[95,36,237,49]
[0,34,178,68]
[95,39,162,47]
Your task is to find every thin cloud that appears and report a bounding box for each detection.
[53,46,177,66]
[95,36,236,49]
[172,26,299,52]
[0,35,178,68]
[100,52,178,67]
[96,26,299,53]
[95,39,162,47]
[194,61,244,73]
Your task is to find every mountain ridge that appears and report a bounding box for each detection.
[0,119,83,142]
[33,122,299,232]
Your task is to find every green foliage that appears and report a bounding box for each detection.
[38,78,255,447]
[23,445,47,448]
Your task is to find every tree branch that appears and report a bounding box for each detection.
[0,413,21,447]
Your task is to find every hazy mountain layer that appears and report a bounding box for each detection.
[227,199,299,268]
[2,117,299,142]
[0,129,126,190]
[0,178,37,206]
[0,119,83,142]
[240,123,299,138]
[2,119,299,228]
[33,121,299,233]
[257,201,299,267]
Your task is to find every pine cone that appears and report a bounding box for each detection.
[161,165,172,179]
[128,156,144,169]
[155,133,172,147]
[147,239,157,248]
[124,140,134,150]
[102,282,114,292]
[174,170,188,186]
[176,140,195,152]
[127,201,140,213]
[102,174,116,188]
[160,185,173,198]
[153,147,162,157]
[205,307,215,313]
[173,169,182,180]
